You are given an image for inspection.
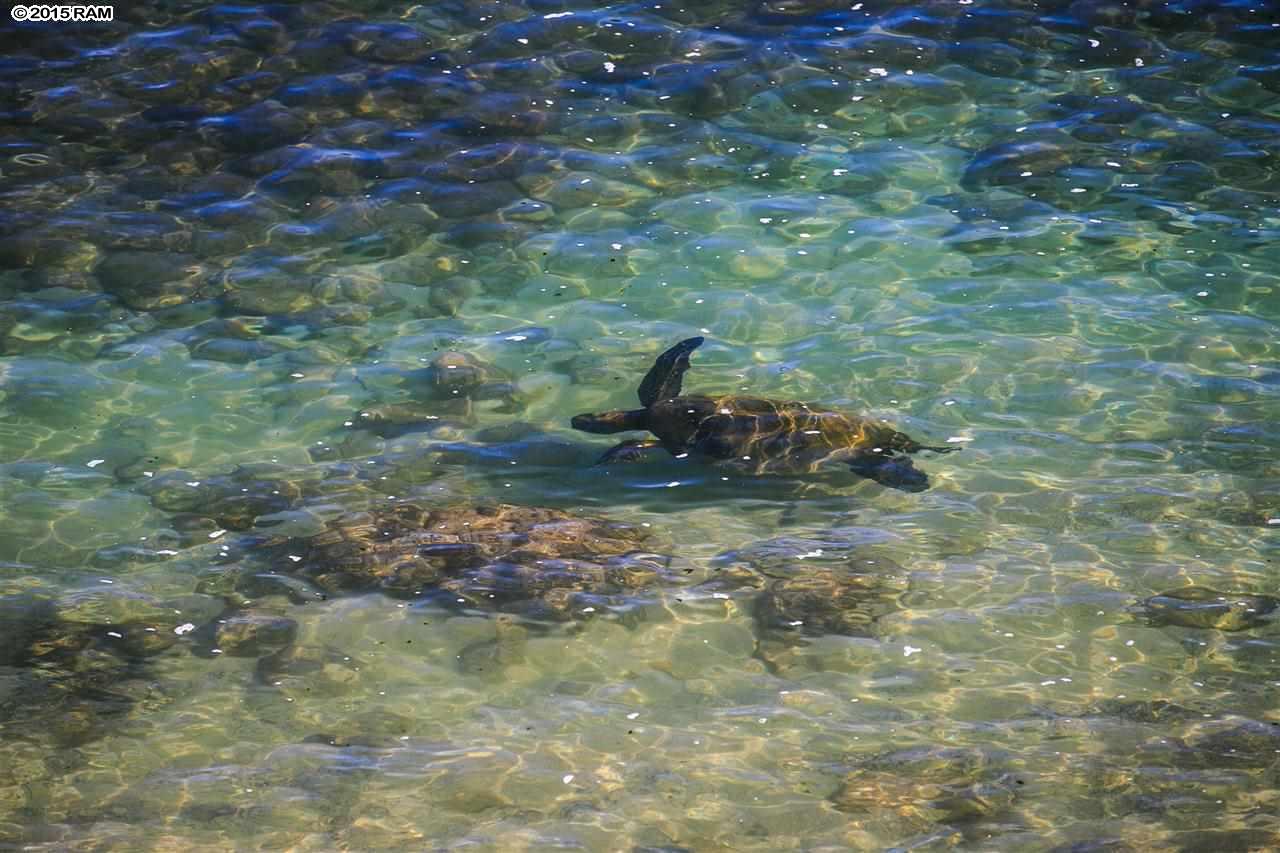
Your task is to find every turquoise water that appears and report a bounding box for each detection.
[2,0,1280,849]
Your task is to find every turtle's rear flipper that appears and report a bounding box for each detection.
[595,439,663,466]
[849,453,929,492]
[638,336,704,407]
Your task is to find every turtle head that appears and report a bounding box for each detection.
[571,409,648,434]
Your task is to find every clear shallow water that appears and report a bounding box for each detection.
[1,0,1280,849]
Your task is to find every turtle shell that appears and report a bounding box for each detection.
[647,395,923,475]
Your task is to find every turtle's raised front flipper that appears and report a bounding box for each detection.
[638,336,704,407]
[596,439,663,466]
[848,452,929,492]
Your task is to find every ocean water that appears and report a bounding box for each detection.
[1,0,1279,849]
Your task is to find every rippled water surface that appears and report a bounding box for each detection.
[2,0,1280,849]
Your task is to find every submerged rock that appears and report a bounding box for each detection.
[960,139,1075,190]
[254,642,362,694]
[0,583,221,747]
[262,502,673,620]
[750,564,905,673]
[455,613,527,677]
[715,531,907,671]
[832,746,1022,834]
[95,251,209,311]
[1136,587,1278,631]
[351,349,521,437]
[214,614,299,657]
[139,466,305,532]
[1181,716,1280,767]
[754,568,902,640]
[0,592,58,664]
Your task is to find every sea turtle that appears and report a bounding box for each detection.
[571,336,957,491]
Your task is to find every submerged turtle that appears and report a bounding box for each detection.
[571,337,957,491]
